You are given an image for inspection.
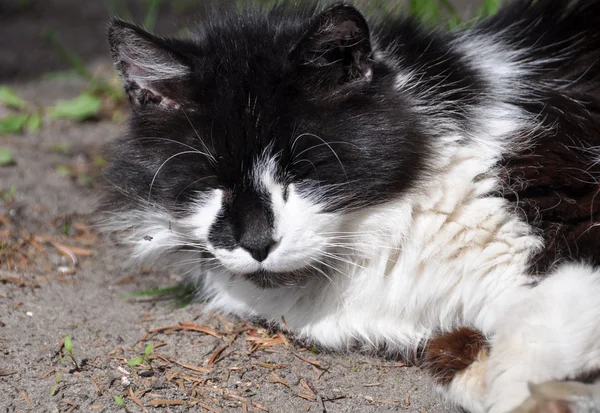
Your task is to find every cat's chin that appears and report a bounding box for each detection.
[240,269,310,289]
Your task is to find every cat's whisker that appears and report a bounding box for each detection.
[314,250,367,270]
[181,109,217,165]
[311,257,352,281]
[306,261,341,292]
[131,136,210,157]
[148,150,212,202]
[290,133,355,181]
[174,176,218,204]
[323,241,401,252]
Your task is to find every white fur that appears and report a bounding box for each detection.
[486,264,600,413]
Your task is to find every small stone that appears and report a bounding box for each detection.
[57,266,76,275]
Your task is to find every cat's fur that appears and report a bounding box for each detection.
[101,1,600,412]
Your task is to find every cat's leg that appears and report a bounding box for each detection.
[484,263,600,413]
[509,380,600,413]
[424,327,490,413]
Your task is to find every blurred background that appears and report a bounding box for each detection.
[1,0,499,79]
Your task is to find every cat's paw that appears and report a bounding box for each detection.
[508,380,600,413]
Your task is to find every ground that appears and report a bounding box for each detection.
[0,1,454,412]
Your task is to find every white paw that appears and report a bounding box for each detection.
[508,380,600,413]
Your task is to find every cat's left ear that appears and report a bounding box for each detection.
[108,19,193,110]
[290,4,373,86]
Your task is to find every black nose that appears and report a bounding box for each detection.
[240,238,276,262]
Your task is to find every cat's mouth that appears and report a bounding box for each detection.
[241,268,311,289]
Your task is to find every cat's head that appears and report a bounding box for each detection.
[103,3,427,288]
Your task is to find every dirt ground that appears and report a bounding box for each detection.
[0,1,456,412]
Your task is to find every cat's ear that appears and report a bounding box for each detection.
[108,19,192,110]
[290,4,373,86]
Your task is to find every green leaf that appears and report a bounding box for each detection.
[62,217,72,236]
[0,147,14,166]
[447,15,462,29]
[56,165,72,176]
[144,343,154,356]
[127,356,144,366]
[92,155,108,167]
[113,395,126,408]
[126,285,187,297]
[49,93,101,121]
[25,112,42,132]
[482,0,500,15]
[1,185,16,202]
[50,143,72,154]
[0,113,29,135]
[64,335,73,353]
[55,372,61,384]
[0,87,27,110]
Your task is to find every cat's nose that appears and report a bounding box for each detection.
[240,237,276,262]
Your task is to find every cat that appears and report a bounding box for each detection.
[101,1,600,412]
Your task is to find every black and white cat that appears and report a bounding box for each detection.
[101,1,600,412]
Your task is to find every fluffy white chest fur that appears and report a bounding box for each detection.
[202,132,541,350]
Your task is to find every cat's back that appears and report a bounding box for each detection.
[482,0,600,274]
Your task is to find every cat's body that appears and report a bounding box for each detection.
[102,1,600,412]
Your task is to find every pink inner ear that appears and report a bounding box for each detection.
[123,58,147,79]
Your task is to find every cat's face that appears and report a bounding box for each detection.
[104,4,427,287]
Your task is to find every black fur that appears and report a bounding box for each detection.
[102,0,600,287]
[488,0,600,274]
[102,3,437,276]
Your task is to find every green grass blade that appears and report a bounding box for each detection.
[43,29,92,80]
[64,335,73,353]
[0,114,29,135]
[25,112,42,132]
[113,395,126,408]
[126,285,189,297]
[144,0,161,31]
[0,147,14,166]
[49,93,102,121]
[0,87,27,110]
[144,343,154,356]
[127,356,144,366]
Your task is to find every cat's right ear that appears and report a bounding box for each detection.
[289,4,373,91]
[108,19,193,110]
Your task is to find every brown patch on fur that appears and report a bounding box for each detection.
[423,327,488,386]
